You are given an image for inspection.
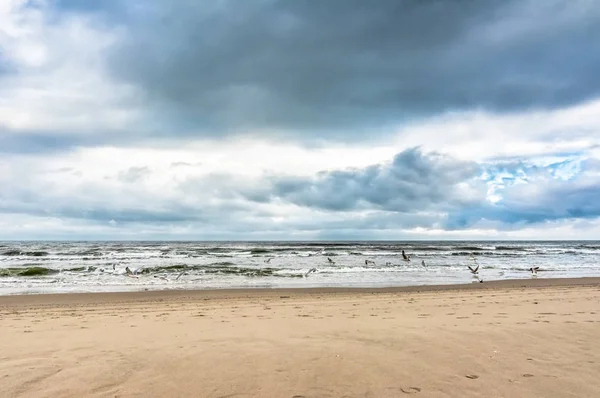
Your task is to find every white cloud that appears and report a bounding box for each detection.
[0,0,140,133]
[393,99,600,161]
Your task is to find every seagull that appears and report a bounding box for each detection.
[175,271,186,280]
[468,265,479,275]
[125,265,144,277]
[401,250,411,262]
[125,266,140,278]
[264,257,273,264]
[327,257,336,265]
[529,266,540,275]
[133,265,144,275]
[365,259,376,266]
[304,268,317,277]
[421,260,426,267]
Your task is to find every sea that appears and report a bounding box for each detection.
[1,241,599,295]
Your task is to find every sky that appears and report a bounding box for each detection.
[0,0,599,240]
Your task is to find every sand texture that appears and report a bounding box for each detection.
[1,278,600,397]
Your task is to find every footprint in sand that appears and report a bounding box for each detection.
[522,374,534,378]
[400,387,421,394]
[466,375,479,379]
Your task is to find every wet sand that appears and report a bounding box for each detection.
[1,278,599,397]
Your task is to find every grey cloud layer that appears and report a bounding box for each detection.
[97,0,600,136]
[244,148,483,212]
[233,149,600,229]
[1,147,599,238]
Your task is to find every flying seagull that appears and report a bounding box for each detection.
[529,266,540,275]
[327,257,336,265]
[468,265,479,275]
[421,260,426,267]
[401,250,411,262]
[125,266,141,278]
[304,268,317,277]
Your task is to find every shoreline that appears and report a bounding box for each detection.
[1,276,599,306]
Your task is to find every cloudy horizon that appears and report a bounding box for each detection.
[1,0,599,240]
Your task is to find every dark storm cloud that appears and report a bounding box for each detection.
[242,148,484,211]
[86,0,600,136]
[0,129,135,154]
[0,131,81,154]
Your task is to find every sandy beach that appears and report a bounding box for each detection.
[1,278,599,398]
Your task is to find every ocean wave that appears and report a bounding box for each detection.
[249,248,271,254]
[133,262,283,277]
[1,250,50,257]
[406,246,451,251]
[451,251,497,256]
[575,244,600,250]
[495,246,528,251]
[0,266,59,277]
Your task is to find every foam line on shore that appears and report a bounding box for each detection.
[2,276,599,307]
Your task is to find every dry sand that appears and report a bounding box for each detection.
[1,278,600,398]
